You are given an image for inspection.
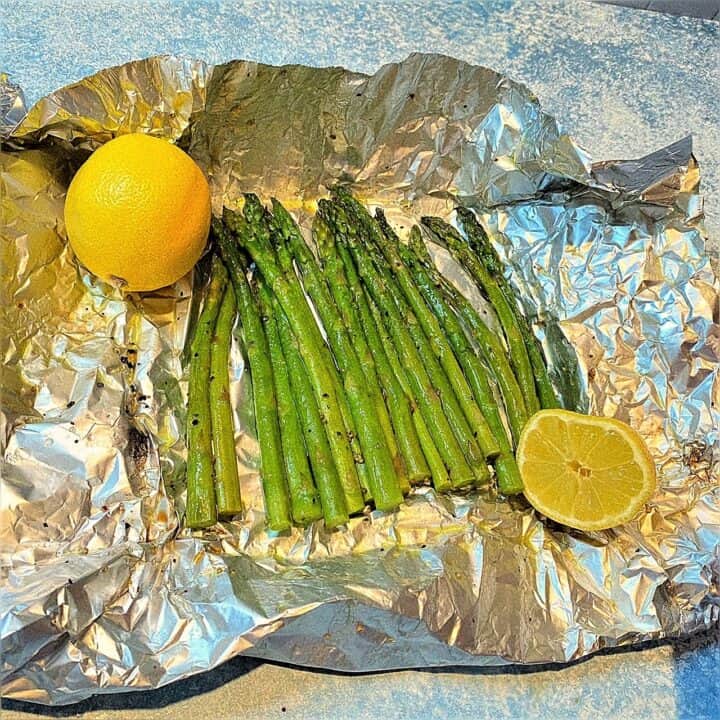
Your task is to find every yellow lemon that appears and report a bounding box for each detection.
[517,409,657,531]
[64,133,211,292]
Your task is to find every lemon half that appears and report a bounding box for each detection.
[517,409,657,531]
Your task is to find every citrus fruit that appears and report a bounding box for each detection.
[516,409,657,531]
[64,133,211,292]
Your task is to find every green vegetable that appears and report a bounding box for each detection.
[269,198,403,512]
[275,296,349,528]
[332,199,477,489]
[214,221,292,531]
[209,282,243,516]
[400,228,523,494]
[186,255,226,529]
[364,288,452,492]
[456,207,560,410]
[374,208,500,461]
[316,203,430,487]
[224,199,365,514]
[312,210,410,492]
[408,229,529,444]
[258,278,323,525]
[337,195,489,486]
[422,216,540,416]
[267,205,373,504]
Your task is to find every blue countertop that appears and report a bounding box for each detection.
[2,1,719,718]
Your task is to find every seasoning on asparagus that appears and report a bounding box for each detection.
[186,255,226,529]
[400,228,523,494]
[422,216,540,416]
[275,296,349,528]
[223,199,365,514]
[337,195,489,486]
[214,220,292,531]
[455,207,561,410]
[316,202,431,487]
[269,198,403,511]
[258,278,323,525]
[209,281,243,516]
[331,199,477,489]
[408,229,529,444]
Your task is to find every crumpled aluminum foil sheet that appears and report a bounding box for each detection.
[1,54,718,706]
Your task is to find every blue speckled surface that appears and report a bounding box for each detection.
[2,1,719,718]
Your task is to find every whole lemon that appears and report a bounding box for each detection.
[64,133,211,292]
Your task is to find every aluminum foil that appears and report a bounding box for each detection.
[1,53,718,705]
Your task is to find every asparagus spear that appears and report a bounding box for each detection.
[332,201,477,489]
[209,282,243,516]
[186,255,227,528]
[315,203,431,487]
[408,230,529,444]
[275,296,349,528]
[337,196,489,486]
[257,278,323,525]
[268,199,403,511]
[455,207,560,410]
[213,221,292,531]
[400,229,523,494]
[372,207,500,460]
[422,216,540,416]
[223,202,366,515]
[364,288,452,492]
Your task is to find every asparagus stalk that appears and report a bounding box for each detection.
[364,288,452,492]
[213,221,292,531]
[186,255,226,528]
[257,279,323,524]
[223,201,366,514]
[337,196,489,486]
[331,201,477,489]
[315,203,431,486]
[209,282,243,516]
[408,230,529,444]
[400,229,523,494]
[373,208,500,460]
[455,207,560,410]
[422,216,540,416]
[275,297,349,528]
[268,199,403,511]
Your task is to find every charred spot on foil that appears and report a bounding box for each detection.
[128,427,150,472]
[66,400,75,408]
[683,441,712,480]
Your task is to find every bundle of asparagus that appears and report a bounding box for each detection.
[185,192,560,530]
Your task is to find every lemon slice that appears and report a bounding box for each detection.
[516,409,657,531]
